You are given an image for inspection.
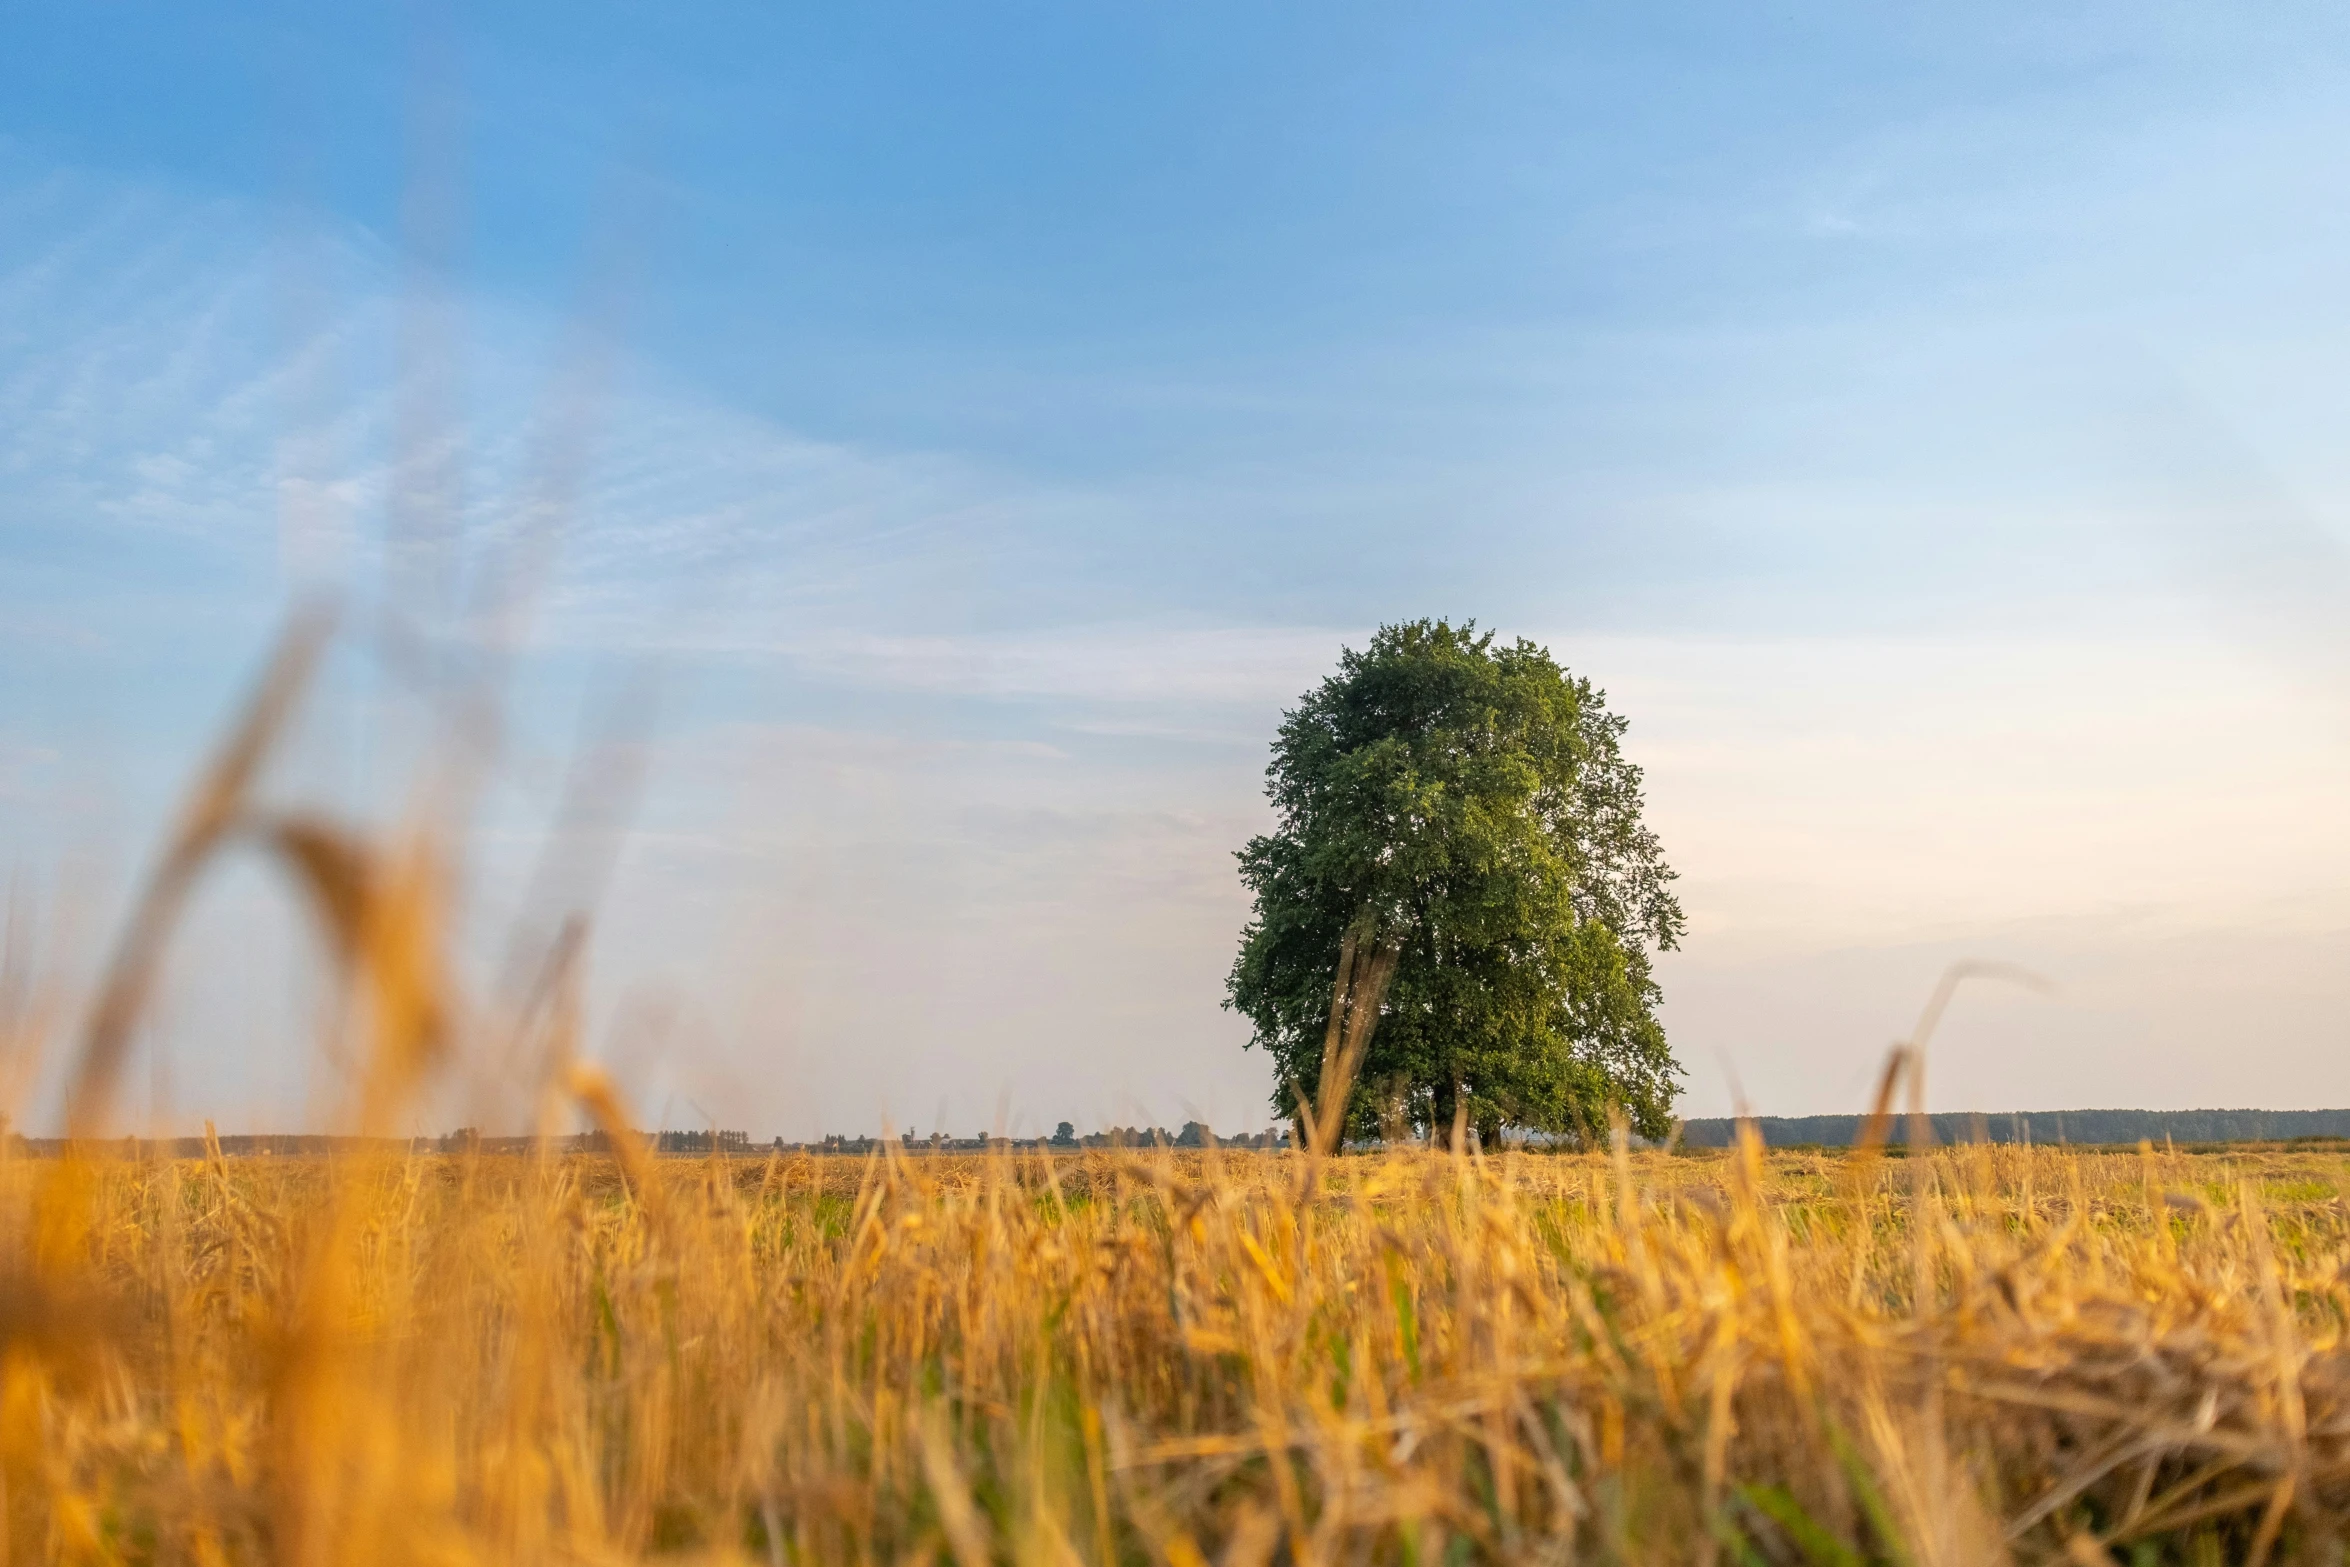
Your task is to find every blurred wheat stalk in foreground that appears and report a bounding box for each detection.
[6,623,2350,1567]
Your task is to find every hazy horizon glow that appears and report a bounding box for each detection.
[5,4,2350,1136]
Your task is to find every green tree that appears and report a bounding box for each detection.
[1226,620,1685,1146]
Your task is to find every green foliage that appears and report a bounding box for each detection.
[1226,619,1685,1144]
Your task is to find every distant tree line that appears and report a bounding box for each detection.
[812,1122,1291,1155]
[9,1110,2348,1158]
[0,1123,1294,1158]
[1677,1108,2350,1149]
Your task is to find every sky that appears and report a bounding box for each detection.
[6,3,2350,1138]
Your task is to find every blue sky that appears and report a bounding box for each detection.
[6,4,2350,1136]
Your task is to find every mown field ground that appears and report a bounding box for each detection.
[3,1137,2347,1565]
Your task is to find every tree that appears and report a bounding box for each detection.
[1225,620,1685,1146]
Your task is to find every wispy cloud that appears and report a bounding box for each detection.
[762,625,1350,707]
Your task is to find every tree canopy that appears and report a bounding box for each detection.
[1225,620,1685,1145]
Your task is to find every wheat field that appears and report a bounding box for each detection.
[2,1131,2347,1566]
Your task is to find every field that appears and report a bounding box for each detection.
[4,1136,2348,1565]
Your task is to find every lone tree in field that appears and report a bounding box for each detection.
[1226,620,1684,1146]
